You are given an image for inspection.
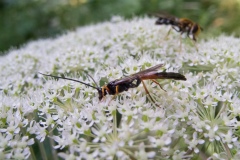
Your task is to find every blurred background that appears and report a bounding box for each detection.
[0,0,240,55]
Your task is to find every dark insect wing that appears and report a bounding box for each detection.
[154,12,178,19]
[111,64,164,85]
[109,74,139,86]
[131,63,164,76]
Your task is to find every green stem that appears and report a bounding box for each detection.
[86,144,101,147]
[48,124,58,134]
[125,145,157,149]
[113,109,117,137]
[37,139,48,160]
[48,128,58,160]
[215,103,227,119]
[29,146,37,160]
[120,148,136,159]
[133,138,149,144]
[130,130,145,140]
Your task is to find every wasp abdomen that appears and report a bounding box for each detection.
[156,72,186,81]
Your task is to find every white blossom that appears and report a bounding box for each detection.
[0,16,239,159]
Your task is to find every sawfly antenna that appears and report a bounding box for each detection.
[38,72,100,90]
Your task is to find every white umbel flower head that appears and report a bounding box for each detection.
[0,16,240,159]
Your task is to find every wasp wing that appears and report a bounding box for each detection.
[112,64,164,85]
[130,64,164,77]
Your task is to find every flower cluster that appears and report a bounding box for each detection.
[0,16,239,159]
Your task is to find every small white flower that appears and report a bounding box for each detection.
[185,132,205,153]
[219,130,238,148]
[149,134,172,148]
[134,143,156,160]
[204,125,220,142]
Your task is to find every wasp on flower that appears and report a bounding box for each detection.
[39,64,186,105]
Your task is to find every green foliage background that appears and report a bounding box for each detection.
[0,0,240,55]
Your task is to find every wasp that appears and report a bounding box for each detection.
[39,64,186,105]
